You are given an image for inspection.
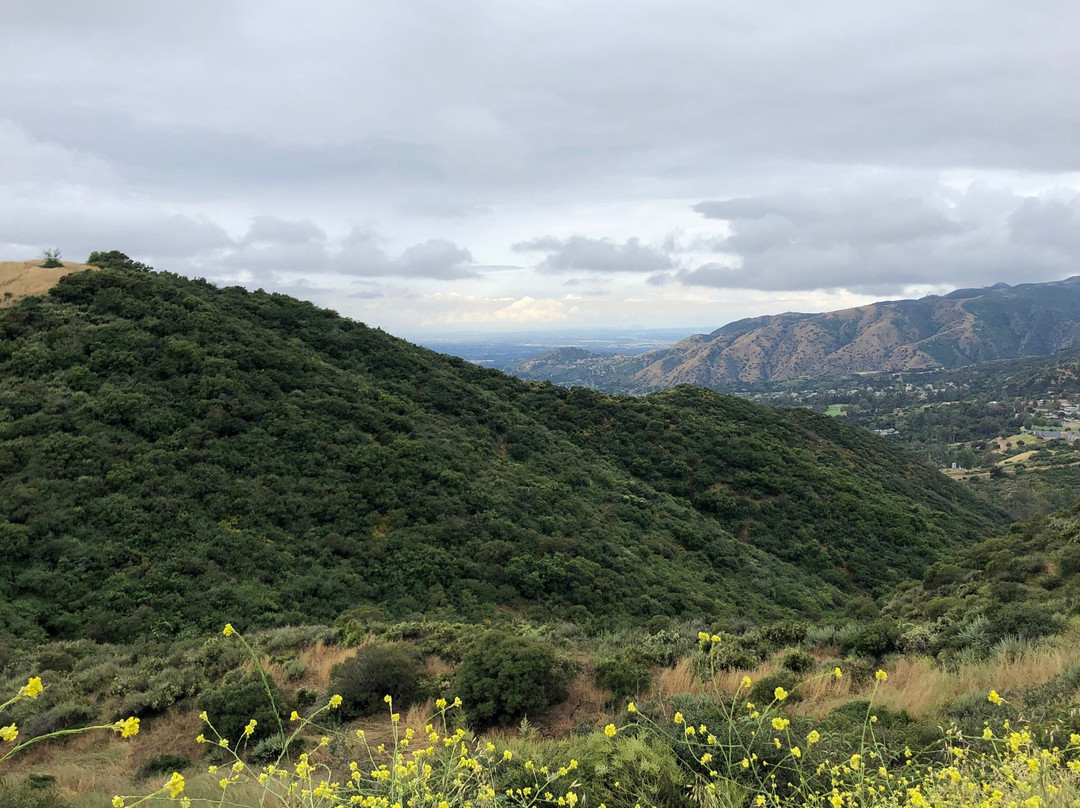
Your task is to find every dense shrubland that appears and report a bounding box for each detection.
[0,262,1004,647]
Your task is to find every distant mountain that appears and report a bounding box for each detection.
[0,263,1005,644]
[512,276,1080,390]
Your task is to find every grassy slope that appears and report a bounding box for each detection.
[0,267,1006,644]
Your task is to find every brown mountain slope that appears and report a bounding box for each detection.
[513,276,1080,389]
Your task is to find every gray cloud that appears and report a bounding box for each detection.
[334,231,479,279]
[512,235,673,273]
[682,184,1080,293]
[242,217,326,246]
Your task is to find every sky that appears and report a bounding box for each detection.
[2,1,1080,337]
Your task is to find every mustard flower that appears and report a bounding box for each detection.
[772,717,790,731]
[243,719,257,737]
[875,669,888,682]
[0,724,17,743]
[988,690,1003,705]
[112,797,124,807]
[329,694,343,708]
[673,711,684,724]
[774,686,789,701]
[166,772,186,798]
[222,623,235,637]
[18,677,43,699]
[113,716,140,738]
[807,730,821,744]
[834,667,843,679]
[604,724,617,738]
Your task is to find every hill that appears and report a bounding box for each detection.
[512,276,1080,390]
[884,499,1080,661]
[0,259,92,305]
[0,262,1007,645]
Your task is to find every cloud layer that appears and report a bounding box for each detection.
[1,2,1079,331]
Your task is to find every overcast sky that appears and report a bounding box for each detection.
[3,1,1080,336]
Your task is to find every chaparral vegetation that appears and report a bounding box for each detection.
[2,258,1080,806]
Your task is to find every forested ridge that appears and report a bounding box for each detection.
[0,265,1007,646]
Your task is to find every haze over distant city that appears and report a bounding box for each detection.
[3,1,1080,336]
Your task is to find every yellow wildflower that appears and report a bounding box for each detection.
[807,730,821,744]
[19,677,43,699]
[243,719,257,737]
[604,724,617,737]
[0,724,17,743]
[627,701,637,713]
[774,686,789,701]
[112,797,124,807]
[875,669,888,682]
[772,717,790,731]
[329,694,343,708]
[741,675,752,689]
[222,623,235,636]
[834,667,843,679]
[290,711,300,721]
[166,772,185,798]
[988,690,1003,705]
[674,712,684,724]
[113,717,140,738]
[792,746,802,758]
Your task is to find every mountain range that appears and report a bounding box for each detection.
[512,276,1080,390]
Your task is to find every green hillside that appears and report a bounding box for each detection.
[0,263,1007,645]
[885,500,1080,659]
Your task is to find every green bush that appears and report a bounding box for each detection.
[748,670,802,705]
[594,651,652,698]
[135,754,191,780]
[196,670,289,747]
[453,630,572,728]
[780,650,816,674]
[0,779,69,808]
[839,618,901,659]
[328,642,427,720]
[987,601,1064,642]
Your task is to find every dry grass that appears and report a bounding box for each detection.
[647,643,1080,722]
[0,260,91,305]
[261,640,355,693]
[541,669,609,738]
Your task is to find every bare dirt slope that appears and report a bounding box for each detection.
[0,260,91,304]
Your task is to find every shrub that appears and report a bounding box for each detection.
[0,779,70,808]
[135,754,191,780]
[39,248,63,269]
[987,601,1064,643]
[453,630,572,728]
[197,670,289,747]
[839,618,901,659]
[594,652,652,698]
[328,642,427,720]
[25,700,98,737]
[779,650,816,675]
[748,670,802,705]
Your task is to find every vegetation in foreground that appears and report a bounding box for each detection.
[5,621,1080,807]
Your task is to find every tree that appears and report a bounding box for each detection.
[40,248,63,269]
